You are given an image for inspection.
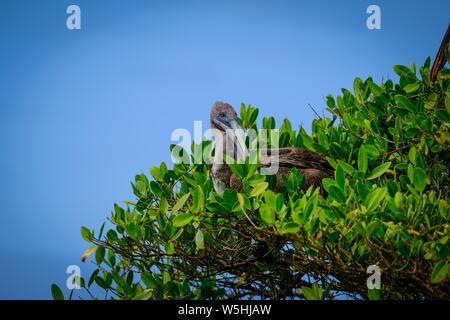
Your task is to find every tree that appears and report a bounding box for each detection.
[53,59,450,300]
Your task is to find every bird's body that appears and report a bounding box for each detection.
[210,102,333,195]
[211,148,332,194]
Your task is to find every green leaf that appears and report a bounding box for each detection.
[301,283,323,300]
[172,193,190,213]
[223,189,238,210]
[260,205,276,226]
[369,81,383,96]
[264,190,277,209]
[228,164,245,178]
[126,271,134,286]
[159,197,168,214]
[165,241,175,254]
[150,181,162,195]
[335,165,345,191]
[160,162,168,178]
[403,82,419,93]
[107,250,116,267]
[195,230,205,250]
[98,222,105,239]
[170,144,190,164]
[192,185,204,213]
[337,160,356,176]
[408,147,417,164]
[394,192,404,209]
[95,246,105,265]
[301,132,315,151]
[368,289,381,300]
[279,132,291,147]
[438,199,449,219]
[366,187,387,212]
[413,167,427,192]
[173,213,194,227]
[394,64,414,77]
[107,229,118,241]
[358,145,368,174]
[367,162,391,180]
[438,69,450,80]
[87,269,100,288]
[132,290,153,300]
[353,77,364,102]
[240,103,247,119]
[262,116,275,130]
[435,110,450,123]
[431,261,449,284]
[95,276,107,289]
[328,185,346,203]
[250,182,269,197]
[275,193,284,212]
[136,180,147,196]
[280,222,300,234]
[281,118,293,132]
[141,273,159,288]
[125,223,138,239]
[163,271,171,285]
[150,166,163,182]
[394,94,416,112]
[51,284,64,300]
[80,226,92,242]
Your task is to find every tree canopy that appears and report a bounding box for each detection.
[53,59,450,300]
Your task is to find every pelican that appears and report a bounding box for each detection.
[210,101,333,196]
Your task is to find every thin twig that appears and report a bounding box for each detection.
[308,103,323,119]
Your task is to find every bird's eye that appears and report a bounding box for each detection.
[219,112,226,117]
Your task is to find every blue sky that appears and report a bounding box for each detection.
[0,0,448,299]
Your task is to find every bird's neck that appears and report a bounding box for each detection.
[212,130,248,165]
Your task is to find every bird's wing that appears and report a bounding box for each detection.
[259,148,333,174]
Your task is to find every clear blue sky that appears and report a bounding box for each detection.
[0,0,448,299]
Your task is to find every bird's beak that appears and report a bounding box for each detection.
[214,116,248,162]
[213,115,234,132]
[229,119,248,162]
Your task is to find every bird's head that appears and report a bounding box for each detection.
[210,101,247,161]
[210,101,240,132]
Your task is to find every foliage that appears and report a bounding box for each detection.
[54,59,450,300]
